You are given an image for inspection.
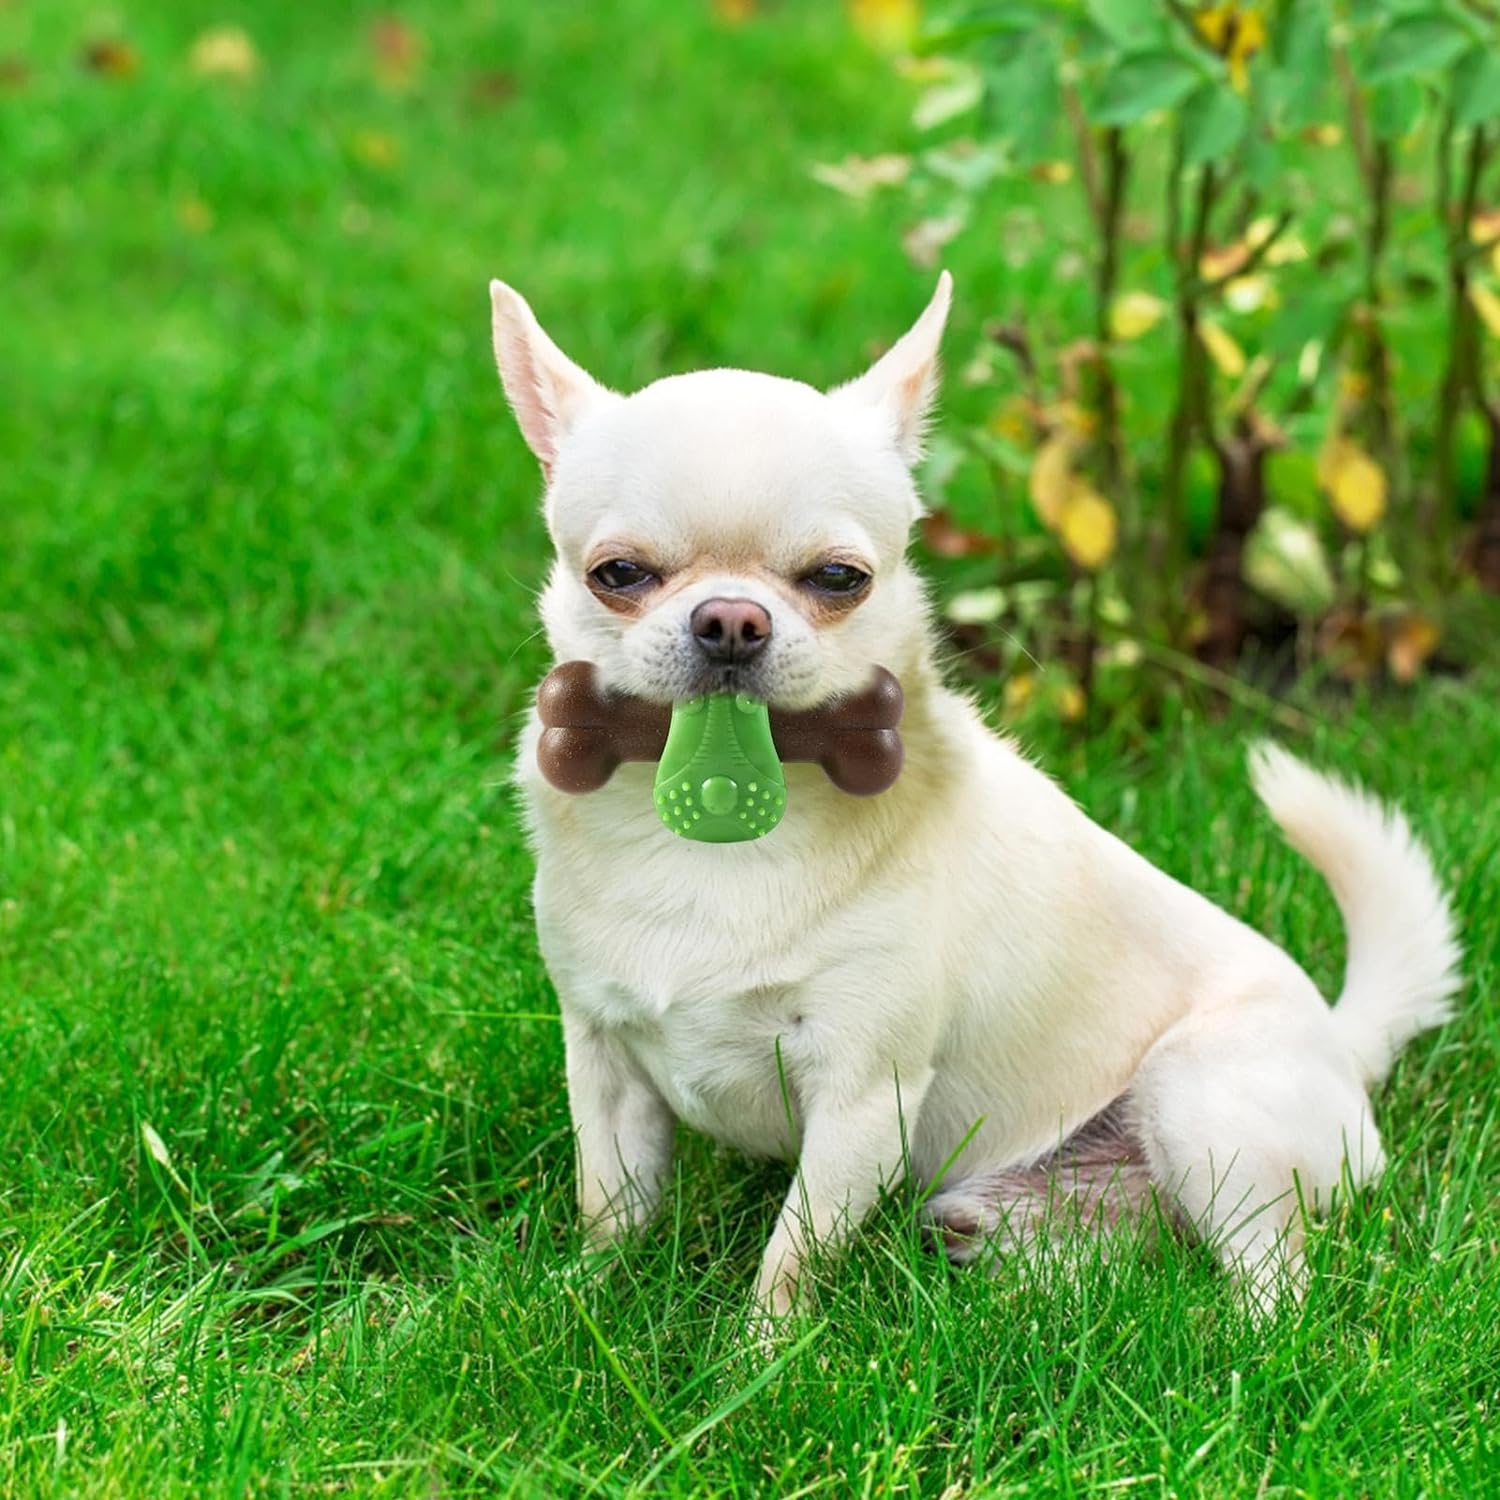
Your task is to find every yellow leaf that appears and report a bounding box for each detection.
[986,395,1031,444]
[1003,672,1035,714]
[189,25,259,80]
[1300,122,1343,147]
[848,0,920,51]
[1059,485,1119,571]
[1199,319,1246,377]
[1320,438,1387,534]
[1028,436,1075,529]
[1029,160,1073,185]
[713,0,757,21]
[1469,281,1500,339]
[1056,682,1087,723]
[1224,273,1279,314]
[1200,241,1250,282]
[1387,613,1440,684]
[1047,401,1097,440]
[1470,208,1500,244]
[1108,291,1167,341]
[1194,4,1266,92]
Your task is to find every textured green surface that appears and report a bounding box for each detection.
[4,0,1500,1495]
[653,694,786,843]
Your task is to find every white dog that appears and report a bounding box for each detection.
[491,272,1462,1317]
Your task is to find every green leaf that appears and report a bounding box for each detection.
[1180,80,1249,165]
[1452,44,1500,127]
[985,33,1061,163]
[1085,0,1169,48]
[1243,131,1281,192]
[1089,50,1202,126]
[916,2,1054,55]
[1366,14,1473,81]
[1269,0,1330,129]
[1369,76,1424,139]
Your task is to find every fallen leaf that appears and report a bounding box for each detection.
[808,153,911,199]
[848,0,920,51]
[1387,613,1439,683]
[1058,485,1119,571]
[1199,318,1247,377]
[1108,290,1167,341]
[80,38,140,78]
[902,211,965,269]
[370,14,424,89]
[1319,437,1387,533]
[1028,435,1076,529]
[1318,608,1383,683]
[189,25,259,80]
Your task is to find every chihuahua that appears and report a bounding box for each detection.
[491,273,1461,1318]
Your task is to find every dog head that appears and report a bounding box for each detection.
[491,275,951,709]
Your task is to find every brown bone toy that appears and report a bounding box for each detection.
[536,661,904,797]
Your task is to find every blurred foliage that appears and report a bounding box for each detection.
[818,0,1500,725]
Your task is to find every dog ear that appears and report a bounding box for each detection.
[490,281,614,476]
[830,271,952,466]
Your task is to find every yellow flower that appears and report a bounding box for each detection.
[1194,4,1267,93]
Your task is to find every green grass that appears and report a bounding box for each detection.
[3,2,1499,1494]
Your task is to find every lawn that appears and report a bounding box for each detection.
[2,1,1498,1494]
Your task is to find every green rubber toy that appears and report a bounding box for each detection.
[652,693,787,843]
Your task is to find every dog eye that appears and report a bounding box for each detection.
[589,559,658,592]
[801,562,871,596]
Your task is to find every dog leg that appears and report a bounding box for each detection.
[562,1010,675,1246]
[754,1066,934,1321]
[1127,990,1384,1313]
[924,1102,1161,1265]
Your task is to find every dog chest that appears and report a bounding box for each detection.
[616,981,814,1158]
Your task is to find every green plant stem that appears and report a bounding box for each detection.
[1092,126,1129,506]
[1432,125,1490,575]
[1162,155,1218,634]
[1361,139,1405,523]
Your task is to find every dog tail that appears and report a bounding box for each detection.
[1248,742,1462,1087]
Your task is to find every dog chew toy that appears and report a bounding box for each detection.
[535,662,903,844]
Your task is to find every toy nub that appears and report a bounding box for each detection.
[653,693,786,843]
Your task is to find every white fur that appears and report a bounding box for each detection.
[491,275,1464,1319]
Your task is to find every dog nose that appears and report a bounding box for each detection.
[690,598,772,663]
